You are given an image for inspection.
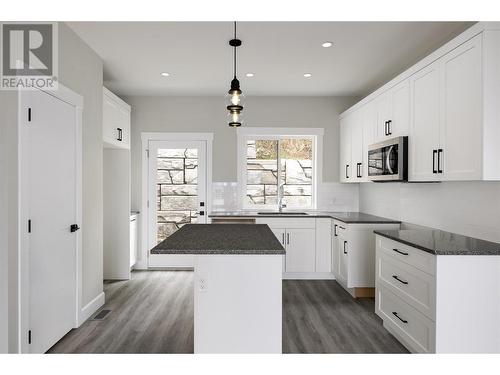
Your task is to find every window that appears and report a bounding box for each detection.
[238,128,323,210]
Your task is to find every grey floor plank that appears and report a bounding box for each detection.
[48,271,407,354]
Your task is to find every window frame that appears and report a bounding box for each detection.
[236,127,324,211]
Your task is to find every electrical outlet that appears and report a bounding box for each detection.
[198,277,207,292]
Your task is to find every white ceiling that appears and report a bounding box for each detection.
[67,21,473,97]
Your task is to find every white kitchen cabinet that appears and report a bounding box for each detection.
[271,228,286,273]
[130,214,138,268]
[350,111,364,182]
[337,227,348,283]
[374,79,409,141]
[315,218,332,273]
[439,35,482,180]
[409,60,441,182]
[375,235,500,353]
[331,221,341,279]
[285,228,316,273]
[339,115,353,182]
[103,87,131,149]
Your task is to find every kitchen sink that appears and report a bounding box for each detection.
[257,212,309,215]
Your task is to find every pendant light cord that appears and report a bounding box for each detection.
[233,21,237,78]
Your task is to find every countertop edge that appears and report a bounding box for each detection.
[150,249,286,255]
[374,230,437,255]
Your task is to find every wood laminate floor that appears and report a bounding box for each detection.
[48,271,407,354]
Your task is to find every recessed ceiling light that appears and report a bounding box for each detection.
[246,73,255,77]
[160,72,170,77]
[303,73,312,78]
[322,41,333,48]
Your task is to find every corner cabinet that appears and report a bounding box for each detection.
[103,87,131,149]
[340,24,500,183]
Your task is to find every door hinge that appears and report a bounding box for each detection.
[28,330,32,344]
[28,108,32,122]
[28,219,31,233]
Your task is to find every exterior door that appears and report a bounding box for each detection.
[23,89,79,353]
[148,140,207,251]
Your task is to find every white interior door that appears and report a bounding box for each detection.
[23,89,80,353]
[148,140,207,252]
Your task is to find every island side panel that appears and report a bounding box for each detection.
[194,254,283,353]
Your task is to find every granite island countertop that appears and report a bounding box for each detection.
[151,224,285,255]
[209,210,401,224]
[374,229,500,256]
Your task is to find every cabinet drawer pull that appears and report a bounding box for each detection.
[392,275,408,285]
[343,240,347,254]
[392,311,408,324]
[392,248,409,256]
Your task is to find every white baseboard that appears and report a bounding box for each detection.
[78,292,105,326]
[282,272,335,280]
[134,259,148,270]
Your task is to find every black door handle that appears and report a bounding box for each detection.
[384,121,388,136]
[392,275,409,285]
[437,149,443,173]
[345,164,349,179]
[392,311,408,324]
[387,120,392,135]
[334,224,338,237]
[117,128,123,141]
[432,150,438,173]
[343,241,347,254]
[392,248,409,256]
[70,224,80,232]
[199,211,205,216]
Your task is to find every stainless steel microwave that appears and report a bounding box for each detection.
[368,136,408,181]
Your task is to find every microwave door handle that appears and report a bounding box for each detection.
[386,146,394,174]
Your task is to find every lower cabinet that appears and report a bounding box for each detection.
[332,221,401,297]
[285,228,316,273]
[375,235,500,353]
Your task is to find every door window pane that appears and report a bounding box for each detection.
[156,148,198,243]
[246,140,278,206]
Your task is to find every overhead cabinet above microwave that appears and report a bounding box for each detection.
[339,23,500,183]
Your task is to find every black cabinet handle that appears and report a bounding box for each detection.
[334,224,338,237]
[392,275,409,285]
[432,150,438,174]
[437,149,443,173]
[356,162,362,178]
[287,233,290,245]
[130,218,136,222]
[282,233,285,245]
[393,248,409,256]
[384,121,388,136]
[346,164,349,179]
[392,312,408,324]
[387,120,392,135]
[343,241,347,254]
[117,127,123,141]
[70,224,80,232]
[199,211,205,216]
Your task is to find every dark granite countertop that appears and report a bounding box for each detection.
[151,224,285,255]
[374,229,500,256]
[209,211,401,224]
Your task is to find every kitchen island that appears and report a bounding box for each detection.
[151,224,285,353]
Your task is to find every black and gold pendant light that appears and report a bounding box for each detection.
[227,21,244,127]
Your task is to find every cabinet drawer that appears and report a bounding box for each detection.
[377,236,435,275]
[376,287,435,353]
[255,217,315,229]
[376,252,435,320]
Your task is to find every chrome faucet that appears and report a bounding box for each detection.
[278,184,287,213]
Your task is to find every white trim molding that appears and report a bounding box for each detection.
[139,132,214,270]
[79,292,105,325]
[236,127,324,211]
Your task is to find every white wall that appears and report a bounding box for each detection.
[59,23,104,308]
[125,95,358,210]
[359,182,500,243]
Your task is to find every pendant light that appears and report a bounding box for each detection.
[227,21,244,127]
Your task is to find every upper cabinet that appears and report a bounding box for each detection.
[339,23,500,183]
[375,79,410,141]
[103,87,131,149]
